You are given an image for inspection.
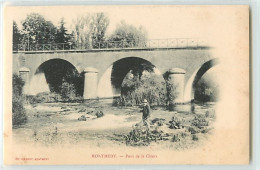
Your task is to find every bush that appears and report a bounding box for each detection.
[120,73,167,107]
[169,116,182,129]
[171,132,189,142]
[125,121,163,146]
[194,77,219,103]
[205,110,216,119]
[192,134,199,141]
[151,118,166,126]
[12,74,27,127]
[191,116,209,128]
[60,79,83,102]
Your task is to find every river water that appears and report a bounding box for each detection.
[12,101,217,148]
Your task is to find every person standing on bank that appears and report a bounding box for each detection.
[141,99,151,122]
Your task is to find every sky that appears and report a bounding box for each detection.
[11,5,213,40]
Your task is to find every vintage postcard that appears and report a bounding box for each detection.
[3,5,249,165]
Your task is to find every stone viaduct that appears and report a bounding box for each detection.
[13,46,219,105]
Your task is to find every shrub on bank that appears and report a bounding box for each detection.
[125,121,164,146]
[24,92,83,104]
[12,74,27,127]
[118,74,168,107]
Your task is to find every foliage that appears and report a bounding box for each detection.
[71,14,93,49]
[125,121,163,146]
[171,132,190,142]
[191,116,209,128]
[165,80,178,105]
[60,79,78,101]
[61,70,84,98]
[188,115,210,134]
[57,68,84,102]
[14,12,150,51]
[56,18,71,43]
[131,63,155,80]
[57,72,84,102]
[192,134,199,141]
[12,74,27,127]
[13,21,21,51]
[90,13,110,48]
[114,68,178,107]
[108,21,148,47]
[194,77,219,103]
[169,116,182,129]
[24,92,59,104]
[71,12,110,49]
[120,72,167,106]
[21,13,57,46]
[24,91,83,104]
[163,71,179,106]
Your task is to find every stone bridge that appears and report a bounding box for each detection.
[13,46,219,105]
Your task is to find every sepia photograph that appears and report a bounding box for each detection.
[3,5,249,165]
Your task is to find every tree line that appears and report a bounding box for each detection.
[13,13,147,50]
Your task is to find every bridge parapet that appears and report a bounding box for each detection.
[14,38,208,52]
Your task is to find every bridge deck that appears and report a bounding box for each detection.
[14,38,209,54]
[13,46,210,54]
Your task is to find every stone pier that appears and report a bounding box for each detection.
[83,67,99,100]
[19,67,30,95]
[167,68,187,111]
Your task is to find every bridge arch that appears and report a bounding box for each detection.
[97,56,162,98]
[29,58,83,95]
[183,58,220,102]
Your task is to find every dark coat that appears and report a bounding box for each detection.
[142,104,151,120]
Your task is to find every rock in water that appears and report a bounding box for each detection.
[78,115,87,121]
[96,111,104,118]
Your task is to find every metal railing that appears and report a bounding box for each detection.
[14,38,208,52]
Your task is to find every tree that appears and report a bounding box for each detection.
[90,12,110,48]
[71,14,93,49]
[194,77,219,103]
[108,21,148,48]
[21,13,57,48]
[56,18,71,43]
[13,21,21,51]
[131,62,154,80]
[121,72,167,106]
[71,13,110,49]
